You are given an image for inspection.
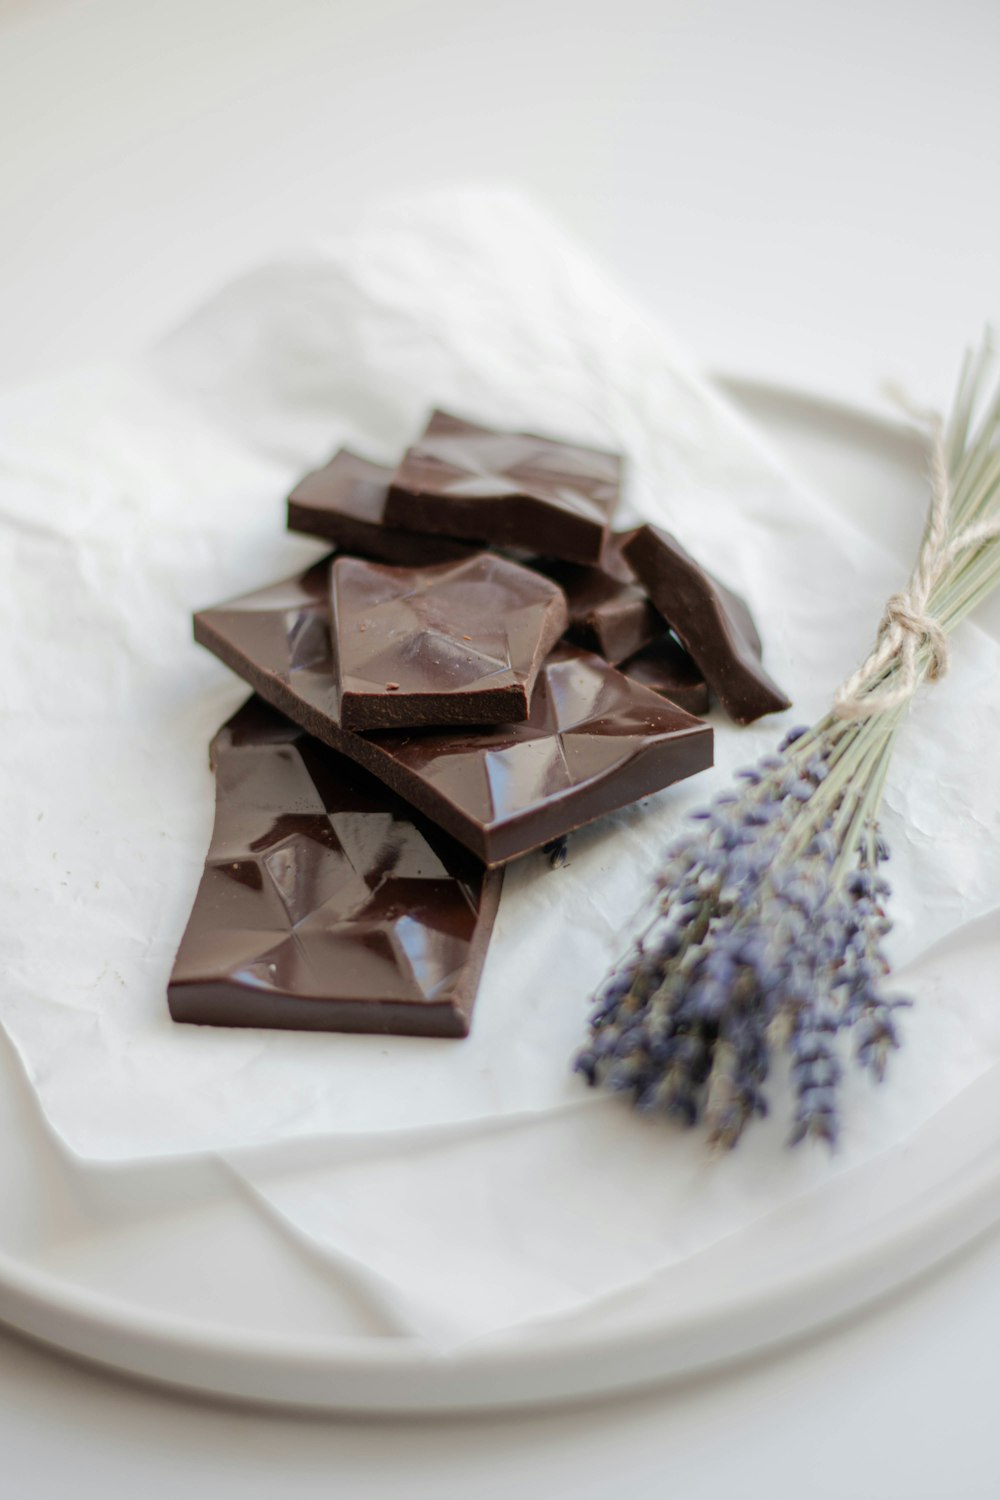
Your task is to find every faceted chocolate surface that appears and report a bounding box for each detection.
[331,552,568,730]
[623,525,790,725]
[535,529,664,664]
[619,633,711,717]
[287,448,475,565]
[168,697,502,1036]
[194,560,714,865]
[386,410,621,564]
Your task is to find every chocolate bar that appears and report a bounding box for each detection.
[168,698,502,1037]
[619,633,711,716]
[535,530,663,664]
[331,552,568,730]
[194,560,714,865]
[623,526,790,724]
[287,449,475,565]
[385,410,620,564]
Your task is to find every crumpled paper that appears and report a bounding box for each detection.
[2,187,1000,1349]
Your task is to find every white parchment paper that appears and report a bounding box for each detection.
[2,188,1000,1346]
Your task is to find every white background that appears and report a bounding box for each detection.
[2,0,999,1494]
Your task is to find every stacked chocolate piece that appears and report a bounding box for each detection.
[169,411,790,1038]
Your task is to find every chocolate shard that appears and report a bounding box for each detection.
[622,525,791,725]
[168,697,502,1037]
[534,528,664,664]
[287,448,476,565]
[619,633,711,717]
[331,552,568,730]
[194,559,714,866]
[385,410,621,565]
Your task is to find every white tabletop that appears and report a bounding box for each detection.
[3,0,999,1493]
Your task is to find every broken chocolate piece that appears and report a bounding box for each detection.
[194,560,714,865]
[386,410,621,564]
[168,697,502,1037]
[535,529,664,664]
[619,633,711,716]
[287,449,475,565]
[331,552,568,730]
[622,525,790,724]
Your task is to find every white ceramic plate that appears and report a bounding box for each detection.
[2,378,999,1414]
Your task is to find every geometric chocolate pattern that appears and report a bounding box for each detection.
[331,552,568,729]
[168,698,502,1036]
[386,410,621,564]
[194,560,714,865]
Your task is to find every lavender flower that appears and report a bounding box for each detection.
[576,338,1000,1148]
[575,726,911,1148]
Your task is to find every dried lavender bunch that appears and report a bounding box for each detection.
[577,337,1000,1147]
[576,724,903,1147]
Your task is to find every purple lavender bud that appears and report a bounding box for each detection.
[575,725,912,1148]
[797,1083,838,1114]
[574,1049,599,1084]
[604,1058,643,1093]
[664,1090,699,1127]
[789,1110,839,1148]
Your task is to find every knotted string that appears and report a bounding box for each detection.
[834,402,1000,721]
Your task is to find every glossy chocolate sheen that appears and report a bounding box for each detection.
[194,560,714,865]
[535,529,664,664]
[623,525,791,725]
[168,698,502,1037]
[619,633,711,716]
[331,552,568,730]
[287,449,475,565]
[386,410,621,565]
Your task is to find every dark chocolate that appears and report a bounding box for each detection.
[331,552,568,730]
[535,529,664,664]
[619,633,711,716]
[622,525,790,724]
[194,560,714,865]
[287,449,475,565]
[168,697,502,1037]
[386,410,621,565]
